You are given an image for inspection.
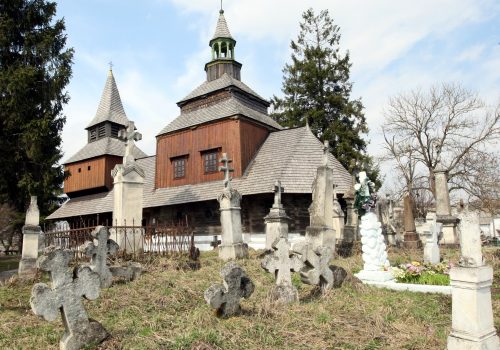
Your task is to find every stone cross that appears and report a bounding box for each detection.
[204,262,254,317]
[423,221,442,264]
[292,242,334,290]
[30,247,108,350]
[81,226,119,288]
[118,121,142,166]
[218,153,234,190]
[273,180,284,208]
[322,140,329,167]
[25,196,40,226]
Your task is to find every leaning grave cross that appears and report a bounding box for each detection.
[30,247,108,350]
[261,237,303,303]
[204,261,255,317]
[81,226,119,288]
[293,242,334,290]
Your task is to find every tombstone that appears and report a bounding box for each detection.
[111,121,145,253]
[353,172,392,282]
[332,193,345,242]
[343,177,358,243]
[261,237,303,303]
[456,207,482,265]
[30,247,108,350]
[18,196,43,277]
[305,141,336,250]
[264,180,290,250]
[204,262,255,317]
[292,242,334,290]
[109,262,142,282]
[217,153,248,260]
[447,226,499,349]
[402,193,422,249]
[433,166,459,245]
[422,221,442,264]
[81,226,119,288]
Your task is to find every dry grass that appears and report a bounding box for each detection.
[0,247,498,350]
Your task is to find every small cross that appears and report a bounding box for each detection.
[30,248,108,349]
[118,121,142,165]
[218,153,234,189]
[292,243,334,290]
[204,262,255,317]
[273,180,284,208]
[108,61,113,70]
[322,140,330,166]
[81,226,119,289]
[262,237,303,287]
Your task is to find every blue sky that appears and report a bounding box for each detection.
[56,0,499,182]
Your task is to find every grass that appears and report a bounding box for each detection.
[0,255,20,272]
[0,247,498,350]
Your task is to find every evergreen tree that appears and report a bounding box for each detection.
[271,8,380,187]
[0,0,73,217]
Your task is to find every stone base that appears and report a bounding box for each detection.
[403,232,422,249]
[60,319,109,350]
[448,265,499,350]
[218,243,248,261]
[305,225,336,251]
[109,262,143,282]
[270,284,299,304]
[447,332,500,350]
[18,258,37,277]
[343,225,357,242]
[438,219,458,245]
[355,270,394,282]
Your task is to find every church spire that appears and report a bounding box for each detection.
[205,6,242,81]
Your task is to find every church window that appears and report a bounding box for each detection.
[87,166,91,171]
[89,128,97,142]
[98,124,106,138]
[173,157,186,179]
[78,168,81,173]
[203,150,218,173]
[111,124,121,138]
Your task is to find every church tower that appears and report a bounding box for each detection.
[205,9,241,81]
[63,68,147,197]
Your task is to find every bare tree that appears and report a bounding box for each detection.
[382,83,500,208]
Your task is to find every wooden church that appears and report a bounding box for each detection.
[47,9,352,235]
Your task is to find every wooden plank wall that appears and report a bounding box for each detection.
[64,155,122,194]
[155,118,269,189]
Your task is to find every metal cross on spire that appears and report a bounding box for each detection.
[118,121,142,165]
[219,153,234,189]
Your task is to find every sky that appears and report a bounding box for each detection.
[55,0,499,186]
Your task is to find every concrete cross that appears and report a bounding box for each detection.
[30,247,108,350]
[81,226,119,288]
[204,262,254,317]
[218,153,234,189]
[273,180,284,208]
[322,140,330,166]
[293,242,334,290]
[118,121,142,165]
[262,237,303,286]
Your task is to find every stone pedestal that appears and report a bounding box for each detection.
[218,188,248,260]
[305,164,336,250]
[402,194,422,249]
[265,181,290,250]
[355,212,392,282]
[111,163,145,253]
[434,168,458,245]
[447,266,500,349]
[19,196,42,277]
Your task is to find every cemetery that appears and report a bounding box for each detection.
[1,2,499,350]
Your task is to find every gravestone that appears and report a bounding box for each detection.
[217,153,248,260]
[433,166,459,245]
[422,221,442,264]
[292,242,334,290]
[109,262,142,282]
[447,223,499,349]
[264,180,290,250]
[18,196,43,277]
[456,208,482,265]
[111,121,145,253]
[353,172,392,282]
[305,141,336,250]
[332,193,345,242]
[343,176,358,243]
[261,237,303,303]
[30,247,108,350]
[402,193,422,249]
[204,262,254,317]
[81,226,119,288]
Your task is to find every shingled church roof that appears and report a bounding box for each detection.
[212,9,233,40]
[86,70,129,129]
[47,126,351,219]
[64,137,147,164]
